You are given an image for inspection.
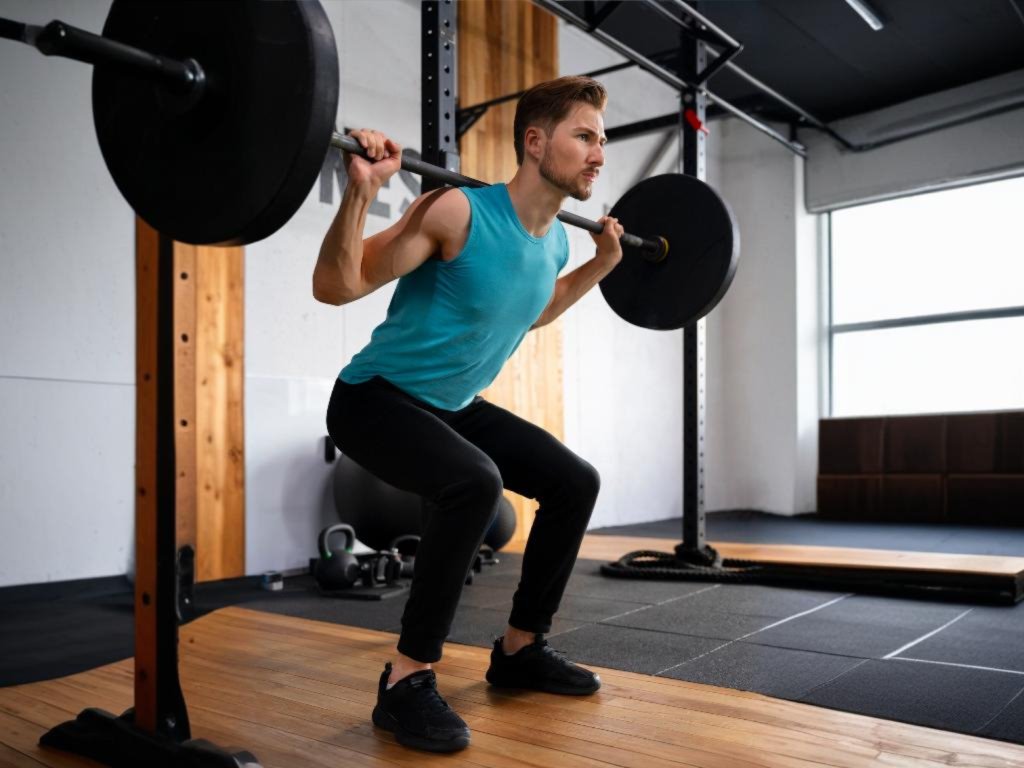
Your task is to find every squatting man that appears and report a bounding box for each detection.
[314,76,623,753]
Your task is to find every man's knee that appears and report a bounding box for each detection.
[567,459,601,508]
[436,460,503,522]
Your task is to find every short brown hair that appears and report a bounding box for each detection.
[513,76,607,165]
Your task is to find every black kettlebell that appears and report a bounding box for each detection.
[389,534,420,578]
[314,524,361,590]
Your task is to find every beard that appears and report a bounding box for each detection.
[539,149,593,202]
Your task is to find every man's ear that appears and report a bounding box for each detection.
[523,125,546,162]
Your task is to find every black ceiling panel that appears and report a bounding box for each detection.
[558,0,1024,124]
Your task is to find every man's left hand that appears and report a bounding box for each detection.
[590,215,624,267]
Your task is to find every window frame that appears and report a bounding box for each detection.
[826,177,1024,417]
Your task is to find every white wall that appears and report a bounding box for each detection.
[244,0,423,576]
[558,25,688,528]
[0,0,136,587]
[703,119,821,515]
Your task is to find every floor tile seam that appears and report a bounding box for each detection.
[974,683,1024,733]
[796,657,874,701]
[882,609,973,660]
[588,583,725,623]
[890,656,1024,677]
[652,635,874,677]
[651,593,855,677]
[537,584,725,627]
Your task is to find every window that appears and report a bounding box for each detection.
[829,175,1024,417]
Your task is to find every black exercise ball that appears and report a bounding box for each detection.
[484,496,517,550]
[332,453,517,550]
[331,453,421,550]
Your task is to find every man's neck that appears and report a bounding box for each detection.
[505,167,565,238]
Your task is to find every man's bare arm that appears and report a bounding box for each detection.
[531,215,624,328]
[313,128,469,306]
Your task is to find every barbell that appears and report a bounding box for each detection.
[1,0,740,330]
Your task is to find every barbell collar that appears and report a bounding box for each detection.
[331,132,668,263]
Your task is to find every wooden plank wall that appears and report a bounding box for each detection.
[137,220,246,583]
[458,0,561,546]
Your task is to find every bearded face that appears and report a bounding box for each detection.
[538,143,594,202]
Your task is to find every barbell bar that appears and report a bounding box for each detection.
[330,133,669,262]
[1,0,740,330]
[2,10,667,262]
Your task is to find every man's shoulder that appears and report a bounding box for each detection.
[415,186,471,247]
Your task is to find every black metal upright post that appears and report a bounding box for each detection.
[422,0,459,192]
[675,23,719,568]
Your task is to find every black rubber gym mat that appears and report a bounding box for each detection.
[5,516,1024,748]
[800,658,1024,733]
[654,583,848,619]
[0,594,134,687]
[979,689,1024,742]
[445,605,585,649]
[493,592,652,624]
[593,510,1024,556]
[535,622,726,675]
[892,606,1024,671]
[749,595,974,658]
[243,587,409,632]
[661,641,868,699]
[563,565,715,603]
[604,599,782,641]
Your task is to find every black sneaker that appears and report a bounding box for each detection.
[485,634,601,695]
[371,663,471,752]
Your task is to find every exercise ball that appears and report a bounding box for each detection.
[332,453,517,550]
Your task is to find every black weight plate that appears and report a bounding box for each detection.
[93,0,339,245]
[601,174,739,330]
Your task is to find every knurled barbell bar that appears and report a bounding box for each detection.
[1,0,739,330]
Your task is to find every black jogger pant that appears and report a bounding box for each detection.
[326,376,600,663]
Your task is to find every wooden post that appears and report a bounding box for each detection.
[458,0,560,546]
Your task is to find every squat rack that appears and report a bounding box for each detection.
[443,0,1022,605]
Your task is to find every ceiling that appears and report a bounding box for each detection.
[554,0,1024,125]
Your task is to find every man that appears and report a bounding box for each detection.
[314,76,623,753]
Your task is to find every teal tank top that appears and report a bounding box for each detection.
[340,183,570,410]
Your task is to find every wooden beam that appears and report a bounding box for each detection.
[459,0,561,547]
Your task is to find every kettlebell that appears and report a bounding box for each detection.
[389,534,420,579]
[314,524,361,590]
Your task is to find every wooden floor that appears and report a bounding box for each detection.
[2,605,1024,767]
[505,535,1024,577]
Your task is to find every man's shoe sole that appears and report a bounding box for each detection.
[372,705,471,752]
[485,670,601,695]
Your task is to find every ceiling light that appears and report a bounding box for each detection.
[843,0,885,31]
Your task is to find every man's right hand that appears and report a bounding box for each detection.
[344,128,402,190]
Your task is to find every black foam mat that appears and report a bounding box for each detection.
[749,595,976,658]
[979,688,1024,742]
[662,641,869,699]
[593,510,1024,557]
[800,659,1024,733]
[538,622,726,675]
[604,600,779,641]
[446,605,585,649]
[894,606,1024,672]
[493,592,652,624]
[653,583,848,619]
[5,516,1024,748]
